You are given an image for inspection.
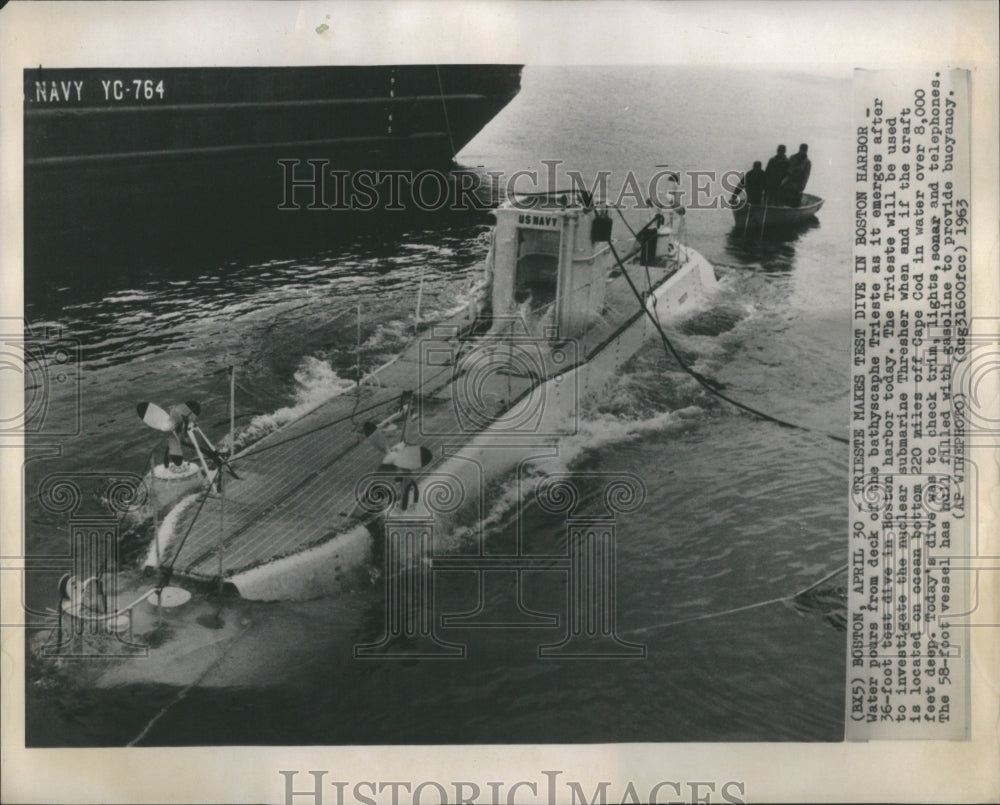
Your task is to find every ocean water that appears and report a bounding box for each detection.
[24,65,853,745]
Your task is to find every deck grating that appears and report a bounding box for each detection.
[161,259,679,580]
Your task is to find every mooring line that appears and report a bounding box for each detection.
[607,241,850,446]
[626,563,848,637]
[127,624,251,747]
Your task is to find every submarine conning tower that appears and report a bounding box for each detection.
[489,190,614,342]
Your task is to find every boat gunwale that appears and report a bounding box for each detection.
[731,192,824,222]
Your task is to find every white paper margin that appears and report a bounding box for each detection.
[1,2,997,803]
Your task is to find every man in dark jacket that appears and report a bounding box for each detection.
[730,160,767,207]
[780,143,812,206]
[764,144,788,201]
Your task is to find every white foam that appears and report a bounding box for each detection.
[447,467,548,546]
[444,405,701,546]
[552,406,697,470]
[229,522,371,600]
[360,319,408,352]
[106,290,154,303]
[433,267,491,321]
[234,356,354,449]
[143,492,201,569]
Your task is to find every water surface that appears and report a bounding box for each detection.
[25,65,852,745]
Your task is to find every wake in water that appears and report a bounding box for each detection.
[443,309,733,550]
[233,356,355,450]
[215,260,808,590]
[444,403,703,550]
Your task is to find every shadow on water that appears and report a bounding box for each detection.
[722,217,821,272]
[25,170,497,316]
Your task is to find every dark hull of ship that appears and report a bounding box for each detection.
[24,66,522,265]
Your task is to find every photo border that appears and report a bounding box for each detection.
[2,2,997,803]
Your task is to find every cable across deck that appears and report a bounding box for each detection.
[158,257,678,582]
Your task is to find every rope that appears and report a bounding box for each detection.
[606,241,849,446]
[178,432,371,573]
[793,563,850,597]
[127,624,251,746]
[154,467,223,592]
[626,563,848,636]
[434,65,457,157]
[614,205,638,238]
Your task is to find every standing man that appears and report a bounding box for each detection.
[164,401,200,469]
[781,143,812,206]
[764,144,789,201]
[730,160,767,207]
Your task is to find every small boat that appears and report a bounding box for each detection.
[732,192,824,230]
